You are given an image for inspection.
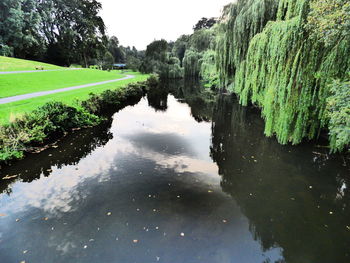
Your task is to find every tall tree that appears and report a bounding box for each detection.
[193,17,217,31]
[0,0,42,58]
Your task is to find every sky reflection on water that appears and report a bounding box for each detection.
[0,85,349,263]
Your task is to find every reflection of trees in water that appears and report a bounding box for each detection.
[157,78,216,123]
[0,119,114,195]
[147,87,169,112]
[211,94,350,263]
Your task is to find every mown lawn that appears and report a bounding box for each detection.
[0,69,126,98]
[0,72,149,124]
[0,56,63,71]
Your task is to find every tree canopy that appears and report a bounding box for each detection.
[0,0,106,66]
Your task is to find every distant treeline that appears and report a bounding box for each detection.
[0,0,143,68]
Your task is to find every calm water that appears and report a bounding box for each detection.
[0,82,349,263]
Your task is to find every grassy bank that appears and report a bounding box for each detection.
[0,56,63,71]
[0,69,125,98]
[0,75,157,165]
[0,72,149,124]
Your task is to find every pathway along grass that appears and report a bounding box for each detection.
[0,72,148,124]
[0,75,158,165]
[0,69,126,98]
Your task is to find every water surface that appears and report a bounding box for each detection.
[0,82,349,263]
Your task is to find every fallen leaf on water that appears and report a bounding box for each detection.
[43,217,49,221]
[346,226,350,230]
[0,213,7,217]
[107,212,112,216]
[208,190,213,193]
[3,175,18,180]
[133,239,138,243]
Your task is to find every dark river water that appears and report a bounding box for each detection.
[0,81,349,263]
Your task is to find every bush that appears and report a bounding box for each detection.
[89,65,100,70]
[0,102,99,163]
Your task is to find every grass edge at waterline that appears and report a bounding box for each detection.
[0,75,159,167]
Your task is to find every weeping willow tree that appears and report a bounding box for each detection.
[216,0,279,86]
[217,0,350,151]
[183,27,218,79]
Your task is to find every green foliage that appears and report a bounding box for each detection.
[189,29,216,52]
[102,51,114,70]
[0,102,99,163]
[182,27,218,80]
[307,0,350,46]
[193,17,218,31]
[141,40,182,79]
[326,79,350,152]
[172,35,190,66]
[183,49,202,78]
[216,0,279,86]
[200,50,219,88]
[216,0,350,152]
[0,0,106,66]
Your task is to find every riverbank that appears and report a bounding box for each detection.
[0,75,158,166]
[0,82,349,263]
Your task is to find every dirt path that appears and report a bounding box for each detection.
[0,75,135,105]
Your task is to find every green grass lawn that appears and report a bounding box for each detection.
[0,72,149,124]
[0,56,63,71]
[0,69,126,98]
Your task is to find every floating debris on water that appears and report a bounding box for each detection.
[107,212,112,216]
[180,232,185,237]
[2,175,18,180]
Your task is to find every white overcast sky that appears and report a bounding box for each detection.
[99,0,232,50]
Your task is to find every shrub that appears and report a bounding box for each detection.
[0,102,99,163]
